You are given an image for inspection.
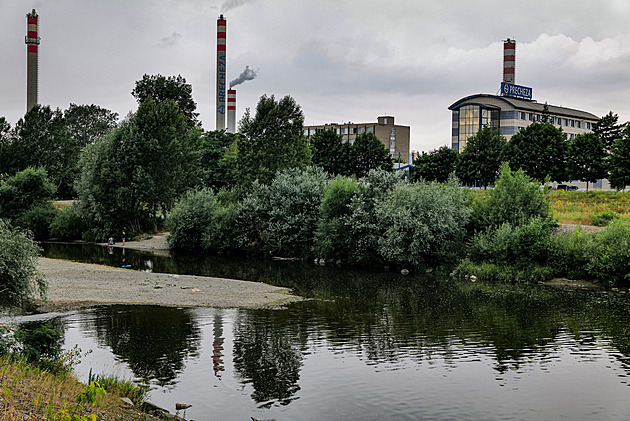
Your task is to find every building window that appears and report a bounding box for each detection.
[358,127,364,134]
[366,126,373,133]
[341,128,347,135]
[521,112,527,120]
[303,129,309,136]
[576,121,581,129]
[335,128,340,134]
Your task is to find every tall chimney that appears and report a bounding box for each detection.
[216,15,227,131]
[227,89,236,133]
[503,38,515,84]
[25,9,40,112]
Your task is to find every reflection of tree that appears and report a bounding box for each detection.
[233,311,302,407]
[88,305,200,387]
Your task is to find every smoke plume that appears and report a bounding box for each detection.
[220,0,258,13]
[230,66,258,88]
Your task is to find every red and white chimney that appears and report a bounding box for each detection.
[25,9,40,112]
[216,15,227,131]
[503,38,515,84]
[227,89,236,133]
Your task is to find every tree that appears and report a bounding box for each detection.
[0,117,14,174]
[76,98,199,237]
[0,167,55,221]
[64,103,119,148]
[411,146,458,183]
[238,95,310,185]
[593,111,626,150]
[504,122,567,183]
[131,74,199,127]
[11,105,78,198]
[456,127,507,188]
[608,127,630,190]
[310,129,352,176]
[196,130,239,191]
[350,133,393,178]
[566,133,607,190]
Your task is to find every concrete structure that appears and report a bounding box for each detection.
[449,94,599,152]
[304,116,411,162]
[216,15,227,131]
[25,9,40,112]
[503,39,515,84]
[227,89,236,133]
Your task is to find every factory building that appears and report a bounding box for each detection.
[303,116,411,162]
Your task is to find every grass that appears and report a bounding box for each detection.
[0,356,163,420]
[547,190,630,225]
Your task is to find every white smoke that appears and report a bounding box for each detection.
[220,0,258,13]
[230,66,259,88]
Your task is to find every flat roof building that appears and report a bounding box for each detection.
[449,94,599,152]
[304,116,411,162]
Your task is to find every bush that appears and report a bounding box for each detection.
[16,203,57,240]
[0,167,56,221]
[0,220,46,306]
[586,221,630,287]
[167,189,217,251]
[549,227,591,280]
[592,211,619,227]
[15,323,63,363]
[472,163,552,231]
[376,180,471,267]
[50,203,85,240]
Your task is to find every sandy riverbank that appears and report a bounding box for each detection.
[37,235,302,311]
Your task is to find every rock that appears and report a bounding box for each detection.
[176,403,192,410]
[470,275,477,282]
[400,269,410,275]
[120,397,134,406]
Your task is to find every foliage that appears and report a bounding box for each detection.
[10,105,78,198]
[411,145,458,183]
[167,189,217,251]
[472,163,552,230]
[0,167,56,222]
[89,373,150,405]
[504,122,567,183]
[593,111,626,150]
[16,202,57,240]
[566,132,607,189]
[235,168,327,257]
[76,98,198,238]
[310,129,353,176]
[456,127,507,187]
[549,227,591,280]
[15,324,62,363]
[376,179,471,267]
[591,211,619,227]
[131,73,199,127]
[548,190,630,225]
[238,95,311,185]
[196,130,239,190]
[50,204,85,240]
[0,220,46,306]
[608,127,630,190]
[350,133,393,178]
[585,221,630,287]
[63,103,118,148]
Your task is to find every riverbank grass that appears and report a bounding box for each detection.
[548,190,630,225]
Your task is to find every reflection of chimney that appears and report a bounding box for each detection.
[25,9,40,112]
[503,38,515,84]
[227,89,236,133]
[216,15,227,131]
[212,313,225,378]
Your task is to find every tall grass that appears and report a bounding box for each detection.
[548,190,630,225]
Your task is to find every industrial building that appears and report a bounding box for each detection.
[449,38,599,153]
[303,116,411,161]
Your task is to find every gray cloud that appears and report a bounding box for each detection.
[158,32,182,48]
[220,0,258,13]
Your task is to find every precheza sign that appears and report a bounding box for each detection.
[501,82,533,100]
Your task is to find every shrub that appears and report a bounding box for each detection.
[16,203,57,240]
[0,167,56,221]
[376,180,471,267]
[167,189,217,251]
[0,219,46,306]
[472,163,552,231]
[592,211,619,227]
[585,221,630,287]
[50,203,85,240]
[202,201,239,253]
[549,227,591,280]
[15,323,63,363]
[89,374,150,405]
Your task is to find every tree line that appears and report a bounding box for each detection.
[413,113,630,190]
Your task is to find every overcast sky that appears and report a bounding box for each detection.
[2,0,630,152]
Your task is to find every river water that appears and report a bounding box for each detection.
[5,244,630,420]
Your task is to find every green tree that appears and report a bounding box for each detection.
[0,219,46,306]
[310,129,352,176]
[593,111,625,150]
[504,122,567,183]
[0,117,14,174]
[350,133,393,178]
[196,130,239,190]
[0,167,55,221]
[238,95,310,185]
[456,127,507,188]
[10,105,78,198]
[64,103,119,148]
[131,74,199,127]
[76,99,198,237]
[608,127,630,190]
[566,133,607,190]
[411,146,458,183]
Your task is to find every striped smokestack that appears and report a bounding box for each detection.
[503,38,515,84]
[216,15,227,131]
[227,89,236,133]
[25,9,40,112]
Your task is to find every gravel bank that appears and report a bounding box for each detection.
[36,257,302,311]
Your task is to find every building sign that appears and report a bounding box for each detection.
[501,82,532,100]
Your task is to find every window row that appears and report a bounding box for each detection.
[303,126,374,136]
[518,112,592,129]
